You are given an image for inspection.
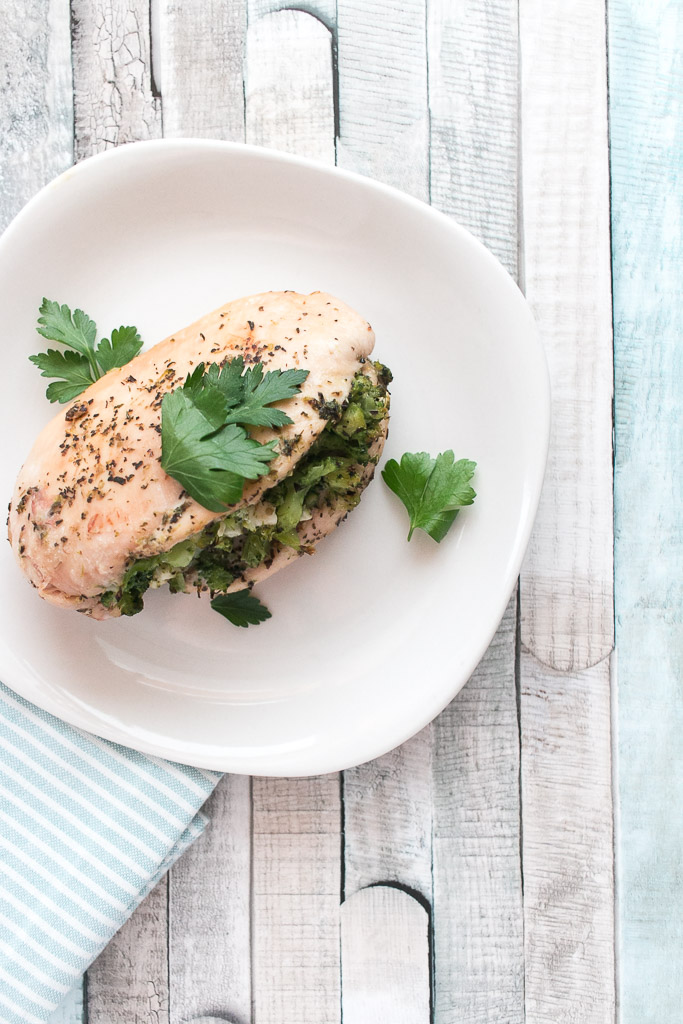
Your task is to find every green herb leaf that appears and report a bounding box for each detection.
[36,299,97,358]
[183,361,209,395]
[191,385,231,432]
[209,357,249,408]
[161,359,309,513]
[31,299,144,403]
[223,365,309,428]
[96,325,143,372]
[184,359,309,429]
[381,450,476,542]
[211,590,272,627]
[160,387,277,513]
[28,349,96,404]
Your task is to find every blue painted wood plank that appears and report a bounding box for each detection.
[609,0,683,1019]
[46,982,84,1024]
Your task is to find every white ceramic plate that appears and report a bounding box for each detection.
[0,140,549,775]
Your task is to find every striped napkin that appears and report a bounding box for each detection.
[0,682,220,1024]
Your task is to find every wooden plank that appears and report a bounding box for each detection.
[518,1,615,1018]
[71,0,161,159]
[72,3,166,1015]
[432,597,524,1024]
[608,0,683,1018]
[337,0,433,914]
[520,655,615,1022]
[343,729,432,901]
[87,877,169,1024]
[245,19,339,1023]
[427,4,523,1020]
[428,0,519,275]
[168,777,251,1023]
[340,887,430,1024]
[336,0,428,199]
[158,6,251,1017]
[518,0,614,672]
[245,8,335,163]
[252,776,342,1024]
[0,0,73,230]
[158,0,246,140]
[1,6,77,1019]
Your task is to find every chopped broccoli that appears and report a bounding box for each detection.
[242,530,274,568]
[101,364,390,615]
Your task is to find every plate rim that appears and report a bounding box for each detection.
[0,138,550,775]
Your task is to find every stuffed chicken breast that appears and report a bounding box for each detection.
[8,291,391,619]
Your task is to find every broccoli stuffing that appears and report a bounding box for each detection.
[102,363,391,615]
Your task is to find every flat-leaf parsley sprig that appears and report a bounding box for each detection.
[30,299,143,403]
[211,590,272,627]
[382,450,476,542]
[160,357,309,513]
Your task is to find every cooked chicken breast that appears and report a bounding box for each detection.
[9,291,376,615]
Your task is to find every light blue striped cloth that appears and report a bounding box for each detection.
[0,682,220,1024]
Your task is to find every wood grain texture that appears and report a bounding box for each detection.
[340,886,430,1024]
[343,729,432,901]
[71,0,161,159]
[158,0,246,140]
[518,3,616,1018]
[0,0,73,231]
[518,0,614,671]
[337,0,428,199]
[337,0,433,921]
[87,877,169,1024]
[609,0,683,1018]
[158,6,252,1015]
[246,19,339,1023]
[245,9,335,163]
[432,597,524,1024]
[1,6,78,1014]
[428,0,519,275]
[520,654,615,1023]
[168,777,251,1024]
[72,2,166,1014]
[0,4,74,1020]
[252,776,342,1024]
[427,5,524,1019]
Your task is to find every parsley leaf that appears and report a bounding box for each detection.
[96,325,143,372]
[223,364,309,427]
[31,299,144,403]
[160,387,278,512]
[182,359,309,428]
[205,358,248,408]
[381,450,477,542]
[211,590,272,627]
[36,300,97,359]
[28,349,95,404]
[161,359,309,512]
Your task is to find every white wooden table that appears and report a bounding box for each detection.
[2,0,680,1021]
